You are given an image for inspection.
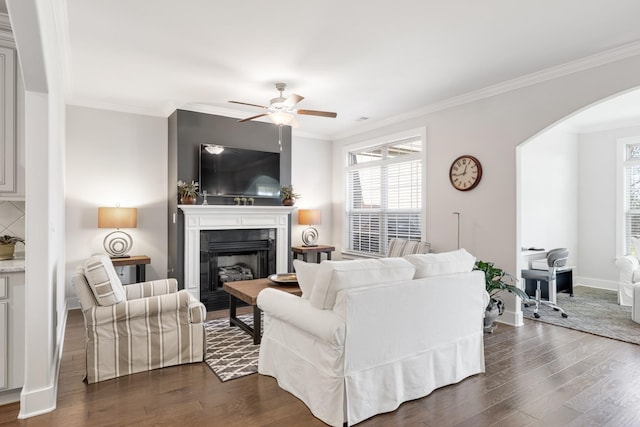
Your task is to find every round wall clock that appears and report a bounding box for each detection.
[449,155,482,191]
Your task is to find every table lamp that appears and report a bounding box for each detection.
[298,209,321,247]
[98,206,137,258]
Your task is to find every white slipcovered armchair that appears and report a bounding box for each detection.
[615,255,638,306]
[72,255,206,383]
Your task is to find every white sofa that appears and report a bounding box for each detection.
[257,249,489,426]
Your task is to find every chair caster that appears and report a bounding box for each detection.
[534,312,540,318]
[561,313,568,318]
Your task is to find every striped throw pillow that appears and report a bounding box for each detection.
[84,255,126,306]
[387,239,431,257]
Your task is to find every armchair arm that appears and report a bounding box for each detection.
[87,289,196,326]
[615,255,639,273]
[257,288,344,346]
[188,293,206,324]
[124,278,178,300]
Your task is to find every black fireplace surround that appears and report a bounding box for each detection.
[199,228,276,311]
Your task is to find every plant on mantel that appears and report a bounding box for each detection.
[178,180,199,204]
[280,185,301,206]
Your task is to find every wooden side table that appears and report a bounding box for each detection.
[111,255,150,283]
[292,245,335,263]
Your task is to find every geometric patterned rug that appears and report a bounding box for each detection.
[204,314,260,381]
[522,286,639,345]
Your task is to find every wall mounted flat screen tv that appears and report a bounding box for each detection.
[199,145,280,198]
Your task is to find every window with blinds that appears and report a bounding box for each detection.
[346,135,422,256]
[623,142,640,255]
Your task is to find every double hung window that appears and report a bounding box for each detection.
[622,139,640,255]
[345,134,423,257]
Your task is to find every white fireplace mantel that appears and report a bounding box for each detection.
[179,205,296,302]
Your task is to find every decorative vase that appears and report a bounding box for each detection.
[282,198,294,206]
[180,196,197,205]
[0,243,16,260]
[484,301,500,333]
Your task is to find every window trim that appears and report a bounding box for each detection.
[616,136,640,257]
[342,127,427,258]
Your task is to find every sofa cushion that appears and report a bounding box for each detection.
[84,255,126,306]
[404,248,476,279]
[387,238,431,257]
[309,258,416,310]
[293,259,320,299]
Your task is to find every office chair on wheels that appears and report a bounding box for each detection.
[521,248,569,319]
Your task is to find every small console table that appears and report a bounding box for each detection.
[111,255,150,283]
[292,245,335,263]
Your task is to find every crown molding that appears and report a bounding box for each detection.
[67,97,167,117]
[333,40,640,141]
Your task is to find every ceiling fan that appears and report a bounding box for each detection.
[229,83,337,125]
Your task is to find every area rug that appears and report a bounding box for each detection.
[204,314,260,381]
[522,286,639,345]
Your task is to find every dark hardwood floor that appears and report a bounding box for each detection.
[2,309,640,426]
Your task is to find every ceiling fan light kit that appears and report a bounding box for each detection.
[230,82,337,125]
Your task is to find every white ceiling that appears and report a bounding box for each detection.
[52,1,640,138]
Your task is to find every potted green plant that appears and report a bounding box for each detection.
[178,180,199,204]
[280,185,301,206]
[474,260,530,332]
[0,235,25,260]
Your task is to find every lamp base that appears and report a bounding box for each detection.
[109,255,132,259]
[103,230,133,258]
[301,226,319,247]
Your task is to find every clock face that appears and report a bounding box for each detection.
[449,155,482,191]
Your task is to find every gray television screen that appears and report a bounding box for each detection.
[199,145,280,198]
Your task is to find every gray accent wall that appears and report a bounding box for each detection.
[167,110,292,287]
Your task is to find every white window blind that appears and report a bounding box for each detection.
[623,142,640,255]
[346,136,422,256]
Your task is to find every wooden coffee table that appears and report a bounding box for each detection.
[223,277,301,344]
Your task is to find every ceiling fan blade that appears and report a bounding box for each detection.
[283,94,304,108]
[229,100,269,109]
[238,113,269,123]
[296,109,337,118]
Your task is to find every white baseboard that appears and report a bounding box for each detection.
[18,301,68,419]
[0,388,22,406]
[574,276,618,291]
[66,296,80,310]
[496,309,523,327]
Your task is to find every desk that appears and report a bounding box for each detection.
[111,255,150,283]
[292,245,335,263]
[523,268,573,302]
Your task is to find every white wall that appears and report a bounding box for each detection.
[290,134,334,248]
[65,106,168,307]
[8,0,67,418]
[64,109,334,305]
[520,127,578,266]
[578,124,640,289]
[333,55,640,326]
